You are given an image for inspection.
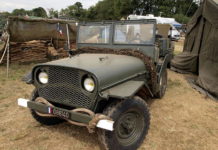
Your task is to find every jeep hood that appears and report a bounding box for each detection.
[38,53,146,90]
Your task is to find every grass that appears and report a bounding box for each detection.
[168,78,182,88]
[0,41,5,51]
[0,64,35,101]
[0,63,35,81]
[0,65,217,150]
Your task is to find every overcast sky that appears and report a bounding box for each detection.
[0,0,101,12]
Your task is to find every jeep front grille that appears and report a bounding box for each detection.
[37,66,96,109]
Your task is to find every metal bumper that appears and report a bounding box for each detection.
[17,98,114,132]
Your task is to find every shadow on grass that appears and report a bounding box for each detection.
[41,122,100,147]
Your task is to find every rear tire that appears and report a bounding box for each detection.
[155,69,167,98]
[30,89,65,126]
[98,97,150,150]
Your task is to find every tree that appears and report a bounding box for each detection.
[131,0,156,15]
[174,0,196,17]
[48,8,59,18]
[86,6,98,20]
[12,9,27,16]
[94,0,116,20]
[8,0,199,23]
[32,7,47,18]
[114,0,133,19]
[173,14,190,24]
[0,12,11,31]
[59,2,86,20]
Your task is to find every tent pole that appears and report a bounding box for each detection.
[66,24,71,57]
[6,35,10,78]
[0,35,9,64]
[57,23,59,49]
[66,24,70,50]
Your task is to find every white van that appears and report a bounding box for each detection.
[171,25,180,41]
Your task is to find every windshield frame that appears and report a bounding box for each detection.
[76,19,156,48]
[77,24,111,45]
[112,22,156,45]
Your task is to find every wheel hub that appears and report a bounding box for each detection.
[115,110,145,146]
[118,113,137,138]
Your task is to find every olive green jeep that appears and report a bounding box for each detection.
[18,19,173,150]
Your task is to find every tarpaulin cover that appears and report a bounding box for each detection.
[156,24,171,38]
[171,0,218,98]
[7,17,77,42]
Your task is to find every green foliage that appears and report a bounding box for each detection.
[173,14,190,24]
[0,12,10,31]
[84,0,197,22]
[48,8,59,18]
[175,0,199,17]
[0,0,199,24]
[32,7,47,18]
[11,7,47,18]
[12,9,27,16]
[114,0,133,19]
[59,2,86,20]
[85,6,98,21]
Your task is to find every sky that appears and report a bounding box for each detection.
[0,0,101,12]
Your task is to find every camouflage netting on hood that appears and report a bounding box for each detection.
[171,0,218,98]
[74,47,157,94]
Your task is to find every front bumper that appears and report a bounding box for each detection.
[18,98,114,132]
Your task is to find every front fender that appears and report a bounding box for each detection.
[22,72,33,84]
[100,80,145,99]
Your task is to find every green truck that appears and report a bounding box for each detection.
[18,19,173,150]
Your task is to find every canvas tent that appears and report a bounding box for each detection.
[7,17,77,48]
[0,17,77,64]
[171,0,218,98]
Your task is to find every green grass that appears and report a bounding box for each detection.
[168,78,182,88]
[0,41,5,51]
[0,64,35,82]
[0,64,36,101]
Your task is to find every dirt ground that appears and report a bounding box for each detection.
[0,40,217,150]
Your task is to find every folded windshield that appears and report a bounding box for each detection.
[78,25,110,44]
[114,24,154,44]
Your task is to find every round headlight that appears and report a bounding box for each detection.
[84,78,95,92]
[38,72,48,84]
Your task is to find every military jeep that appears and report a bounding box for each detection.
[18,19,172,150]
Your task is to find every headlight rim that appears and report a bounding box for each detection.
[83,77,95,92]
[38,71,48,84]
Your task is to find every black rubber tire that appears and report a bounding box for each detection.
[30,89,65,126]
[155,69,168,98]
[98,97,150,150]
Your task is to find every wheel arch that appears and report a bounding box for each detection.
[100,80,152,100]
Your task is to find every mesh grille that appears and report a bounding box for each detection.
[37,66,95,109]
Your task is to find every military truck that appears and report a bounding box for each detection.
[18,19,173,150]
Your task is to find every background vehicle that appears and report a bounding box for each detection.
[171,25,181,41]
[18,19,173,150]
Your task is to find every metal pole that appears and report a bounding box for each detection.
[6,35,10,78]
[66,24,70,50]
[57,23,59,49]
